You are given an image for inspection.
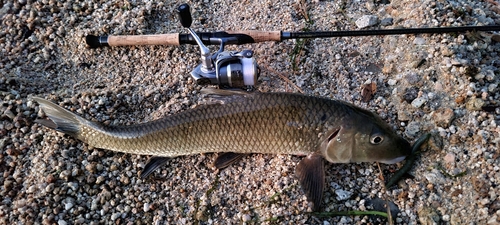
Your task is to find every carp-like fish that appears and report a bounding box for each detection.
[33,90,411,210]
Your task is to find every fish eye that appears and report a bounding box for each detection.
[370,135,384,145]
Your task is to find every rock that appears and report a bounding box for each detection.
[466,97,485,111]
[398,110,412,121]
[380,17,393,26]
[355,15,379,28]
[241,214,252,222]
[432,107,455,128]
[414,37,426,45]
[411,96,428,108]
[403,86,420,103]
[335,189,353,201]
[444,153,455,164]
[405,121,420,138]
[418,207,441,225]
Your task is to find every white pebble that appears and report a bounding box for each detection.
[65,202,74,210]
[111,212,121,220]
[242,214,251,222]
[411,97,428,108]
[355,15,379,28]
[335,189,353,201]
[413,37,426,45]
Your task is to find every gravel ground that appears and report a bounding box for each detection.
[1,0,500,224]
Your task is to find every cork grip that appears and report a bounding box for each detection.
[228,31,282,42]
[107,33,180,46]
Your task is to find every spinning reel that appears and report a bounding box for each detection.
[177,4,259,89]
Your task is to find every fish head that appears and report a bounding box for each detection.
[320,108,411,164]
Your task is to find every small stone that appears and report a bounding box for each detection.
[466,97,485,111]
[380,17,393,26]
[65,202,74,210]
[403,86,420,103]
[68,182,78,191]
[414,37,426,45]
[45,183,55,193]
[241,214,251,222]
[397,110,412,121]
[432,107,455,128]
[387,79,397,86]
[405,121,420,138]
[355,15,379,29]
[418,207,441,225]
[111,212,121,220]
[3,109,15,120]
[96,176,105,184]
[58,220,67,225]
[335,189,353,201]
[143,202,151,212]
[405,72,420,85]
[444,153,455,164]
[85,163,96,173]
[411,97,428,108]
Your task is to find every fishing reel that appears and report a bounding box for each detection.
[177,4,259,89]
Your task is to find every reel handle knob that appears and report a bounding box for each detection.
[177,4,192,28]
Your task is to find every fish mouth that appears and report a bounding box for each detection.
[380,156,407,164]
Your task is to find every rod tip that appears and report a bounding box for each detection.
[85,35,108,48]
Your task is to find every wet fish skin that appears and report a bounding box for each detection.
[33,91,411,210]
[33,92,410,161]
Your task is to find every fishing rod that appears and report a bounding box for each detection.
[85,3,500,89]
[86,25,500,48]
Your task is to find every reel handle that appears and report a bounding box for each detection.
[177,4,192,28]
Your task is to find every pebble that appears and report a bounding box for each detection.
[335,189,353,201]
[241,214,252,222]
[403,86,420,103]
[432,107,455,128]
[380,17,393,26]
[418,207,441,225]
[444,153,455,164]
[143,202,151,212]
[466,97,485,111]
[387,79,397,86]
[405,121,421,138]
[413,37,426,45]
[355,15,379,28]
[411,96,428,108]
[111,212,121,220]
[65,202,74,210]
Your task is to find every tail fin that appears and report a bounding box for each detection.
[32,97,84,138]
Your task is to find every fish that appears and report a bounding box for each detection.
[32,89,411,211]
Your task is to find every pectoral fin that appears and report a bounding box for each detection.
[141,156,170,179]
[295,153,325,211]
[213,152,247,169]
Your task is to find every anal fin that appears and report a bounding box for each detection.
[141,156,170,179]
[295,153,325,211]
[213,152,246,169]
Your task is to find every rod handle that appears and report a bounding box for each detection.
[228,30,281,42]
[107,34,180,46]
